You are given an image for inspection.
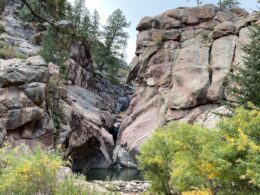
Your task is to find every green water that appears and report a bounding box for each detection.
[85,168,144,181]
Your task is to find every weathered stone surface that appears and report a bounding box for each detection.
[113,145,138,168]
[152,15,181,29]
[136,16,153,31]
[171,44,210,109]
[208,35,237,102]
[146,49,175,86]
[19,82,46,107]
[0,56,49,87]
[213,21,235,39]
[234,28,251,68]
[116,7,259,167]
[214,11,234,23]
[163,5,217,23]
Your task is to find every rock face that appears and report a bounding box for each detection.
[115,5,259,167]
[0,1,133,171]
[0,56,54,148]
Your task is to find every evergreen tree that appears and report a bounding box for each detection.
[98,9,130,72]
[19,0,68,22]
[70,0,85,29]
[91,9,100,39]
[227,25,260,107]
[218,0,240,8]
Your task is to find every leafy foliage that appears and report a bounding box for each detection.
[0,145,62,195]
[0,145,112,195]
[227,25,260,108]
[207,106,260,194]
[138,107,260,194]
[19,0,68,22]
[138,122,216,194]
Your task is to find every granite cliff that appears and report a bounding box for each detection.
[114,4,260,167]
[0,2,259,171]
[0,1,132,172]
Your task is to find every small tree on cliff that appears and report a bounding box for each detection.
[218,0,240,8]
[186,0,204,7]
[227,25,260,108]
[97,9,130,72]
[19,0,68,22]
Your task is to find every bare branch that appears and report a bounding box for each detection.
[19,0,57,29]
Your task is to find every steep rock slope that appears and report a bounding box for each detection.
[0,1,132,171]
[115,5,260,166]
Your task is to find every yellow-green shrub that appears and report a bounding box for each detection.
[0,145,116,195]
[138,122,216,194]
[206,107,260,194]
[0,145,62,195]
[138,107,260,195]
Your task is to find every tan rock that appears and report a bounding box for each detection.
[136,16,153,31]
[213,21,235,39]
[163,5,217,23]
[152,16,181,29]
[207,35,237,102]
[170,44,210,109]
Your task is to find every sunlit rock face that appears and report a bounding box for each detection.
[115,5,260,167]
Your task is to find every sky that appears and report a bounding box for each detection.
[70,0,259,63]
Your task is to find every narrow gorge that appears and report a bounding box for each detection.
[0,0,259,187]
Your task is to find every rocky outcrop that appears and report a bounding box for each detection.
[0,1,133,172]
[59,57,132,171]
[0,56,54,148]
[115,5,259,167]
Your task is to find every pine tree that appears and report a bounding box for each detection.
[228,25,260,107]
[218,0,240,9]
[91,9,100,39]
[98,9,130,72]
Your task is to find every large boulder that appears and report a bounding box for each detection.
[0,56,49,87]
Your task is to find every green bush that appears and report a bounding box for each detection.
[0,145,110,195]
[0,145,62,195]
[138,107,260,195]
[138,122,216,194]
[207,106,260,194]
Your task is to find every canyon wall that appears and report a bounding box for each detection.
[0,1,132,171]
[115,4,260,167]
